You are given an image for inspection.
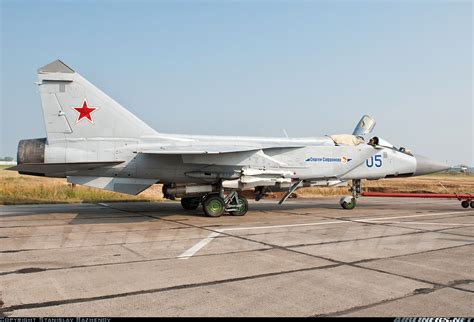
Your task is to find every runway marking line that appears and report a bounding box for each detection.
[177,210,474,259]
[379,222,474,226]
[178,231,222,259]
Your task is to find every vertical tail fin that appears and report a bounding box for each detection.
[37,60,157,141]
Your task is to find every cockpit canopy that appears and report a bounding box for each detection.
[329,134,365,146]
[369,136,413,156]
[329,134,413,156]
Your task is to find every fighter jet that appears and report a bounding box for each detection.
[10,60,450,216]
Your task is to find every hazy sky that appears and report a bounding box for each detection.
[1,0,472,165]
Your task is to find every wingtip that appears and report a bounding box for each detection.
[38,59,75,74]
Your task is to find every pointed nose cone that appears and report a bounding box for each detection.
[414,155,450,176]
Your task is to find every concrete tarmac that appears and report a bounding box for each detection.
[0,197,473,316]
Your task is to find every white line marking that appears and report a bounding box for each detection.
[380,221,474,226]
[98,203,109,207]
[177,210,474,259]
[224,220,347,231]
[356,211,474,223]
[218,211,474,232]
[177,231,222,259]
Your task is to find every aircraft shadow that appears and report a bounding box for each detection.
[0,199,462,226]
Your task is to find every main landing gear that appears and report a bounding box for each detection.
[201,191,249,217]
[340,179,361,210]
[181,191,249,217]
[181,197,200,210]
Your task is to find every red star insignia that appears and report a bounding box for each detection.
[72,99,98,124]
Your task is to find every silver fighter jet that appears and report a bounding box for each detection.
[10,60,450,216]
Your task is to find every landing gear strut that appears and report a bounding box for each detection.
[225,191,248,216]
[340,179,361,210]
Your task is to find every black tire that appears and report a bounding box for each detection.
[470,201,474,209]
[341,197,356,210]
[202,195,225,217]
[229,196,249,216]
[181,197,200,210]
[461,200,469,208]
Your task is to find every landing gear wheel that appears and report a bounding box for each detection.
[229,196,248,216]
[461,200,469,208]
[470,201,474,208]
[181,197,200,210]
[340,179,361,210]
[202,194,225,217]
[340,196,357,210]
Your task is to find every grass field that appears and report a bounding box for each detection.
[295,173,474,198]
[0,165,472,205]
[0,166,163,205]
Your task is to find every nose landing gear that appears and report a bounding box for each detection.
[340,196,357,210]
[340,179,361,210]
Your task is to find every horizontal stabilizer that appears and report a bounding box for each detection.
[8,161,123,176]
[67,176,157,195]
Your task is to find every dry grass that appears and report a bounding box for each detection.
[361,174,474,194]
[0,165,472,205]
[0,166,163,205]
[249,173,474,199]
[296,173,474,198]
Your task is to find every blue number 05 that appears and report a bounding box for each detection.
[366,155,383,168]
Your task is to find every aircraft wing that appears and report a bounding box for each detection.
[139,144,305,155]
[8,161,123,177]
